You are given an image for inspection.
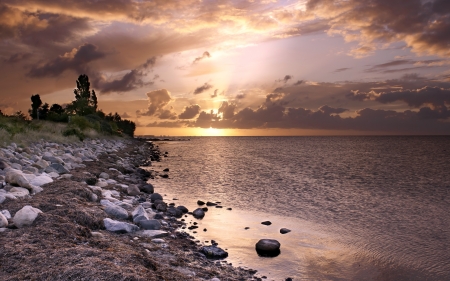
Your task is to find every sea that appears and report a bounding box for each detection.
[150,136,450,281]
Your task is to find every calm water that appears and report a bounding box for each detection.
[151,136,450,280]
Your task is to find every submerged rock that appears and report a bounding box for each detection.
[192,208,205,219]
[280,228,291,234]
[255,239,280,257]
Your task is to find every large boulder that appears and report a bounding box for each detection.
[13,205,42,228]
[127,185,140,196]
[131,205,149,224]
[192,208,205,219]
[140,184,154,194]
[0,212,8,227]
[49,163,70,174]
[9,187,30,198]
[166,207,183,218]
[255,239,281,257]
[177,206,189,213]
[104,204,129,220]
[103,218,139,233]
[150,193,163,202]
[200,246,228,259]
[139,219,161,230]
[29,175,53,187]
[5,169,32,190]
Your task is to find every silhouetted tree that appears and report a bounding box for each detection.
[49,104,64,115]
[0,109,4,117]
[29,94,43,119]
[67,74,98,116]
[38,103,49,120]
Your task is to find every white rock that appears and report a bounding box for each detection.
[103,218,139,233]
[106,179,117,185]
[29,175,53,186]
[48,172,59,178]
[0,212,7,227]
[104,204,129,220]
[134,230,169,238]
[151,238,165,243]
[0,195,5,204]
[1,210,11,219]
[96,181,108,188]
[30,185,44,194]
[13,205,42,228]
[99,172,109,179]
[9,187,30,198]
[88,185,102,193]
[5,169,32,190]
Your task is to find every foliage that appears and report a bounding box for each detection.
[9,74,137,140]
[62,127,85,141]
[66,74,98,116]
[30,94,42,119]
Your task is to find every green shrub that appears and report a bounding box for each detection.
[63,127,85,141]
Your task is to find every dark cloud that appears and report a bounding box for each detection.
[305,0,450,58]
[218,101,236,119]
[137,88,173,118]
[193,82,213,95]
[4,53,32,63]
[293,80,304,86]
[348,86,450,109]
[235,93,246,99]
[333,68,350,73]
[193,51,211,64]
[277,75,293,83]
[319,105,348,115]
[158,108,178,120]
[178,104,201,119]
[27,43,105,78]
[211,89,219,98]
[93,57,156,94]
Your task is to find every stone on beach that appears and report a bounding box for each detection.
[192,208,205,219]
[140,184,154,194]
[261,221,272,226]
[29,175,53,186]
[132,205,149,223]
[5,169,32,190]
[177,205,189,213]
[103,218,139,233]
[9,187,30,198]
[13,205,43,228]
[255,239,281,257]
[0,212,8,227]
[134,230,169,238]
[150,193,163,202]
[127,184,140,196]
[104,204,129,220]
[200,246,228,259]
[280,228,291,234]
[99,172,109,179]
[49,163,70,174]
[139,219,161,230]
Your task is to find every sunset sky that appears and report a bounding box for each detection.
[1,0,450,135]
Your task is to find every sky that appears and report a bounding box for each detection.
[1,0,450,136]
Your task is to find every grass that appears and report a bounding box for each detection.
[0,116,124,148]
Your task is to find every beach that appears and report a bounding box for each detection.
[0,138,258,281]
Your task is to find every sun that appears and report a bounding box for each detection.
[199,127,224,136]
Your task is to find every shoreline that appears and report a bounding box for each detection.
[0,138,257,280]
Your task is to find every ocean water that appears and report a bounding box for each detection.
[150,136,450,280]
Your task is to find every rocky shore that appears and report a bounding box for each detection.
[0,138,257,280]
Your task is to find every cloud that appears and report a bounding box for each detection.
[211,89,219,98]
[333,68,350,73]
[178,104,201,119]
[121,112,131,118]
[218,101,236,119]
[193,82,213,95]
[236,93,246,99]
[348,86,450,109]
[27,43,105,78]
[93,57,156,94]
[137,89,174,118]
[293,80,304,86]
[4,53,32,63]
[193,51,211,64]
[307,0,450,58]
[277,75,293,83]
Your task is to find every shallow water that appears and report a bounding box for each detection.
[151,136,450,280]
